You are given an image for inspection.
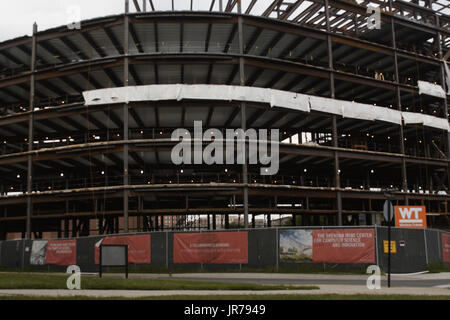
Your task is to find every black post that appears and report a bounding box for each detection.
[388,203,391,288]
[99,245,102,278]
[125,245,129,279]
[384,189,395,288]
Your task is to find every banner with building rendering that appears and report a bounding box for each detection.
[280,228,375,264]
[30,239,76,266]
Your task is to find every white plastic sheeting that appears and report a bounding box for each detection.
[422,114,450,131]
[444,61,450,95]
[83,84,310,113]
[402,111,449,131]
[418,80,446,99]
[83,84,449,131]
[373,106,402,125]
[309,95,343,115]
[270,89,310,112]
[342,101,376,122]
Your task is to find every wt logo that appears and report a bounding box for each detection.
[366,265,381,289]
[367,6,381,30]
[66,5,81,30]
[66,265,81,290]
[398,207,422,222]
[395,206,427,228]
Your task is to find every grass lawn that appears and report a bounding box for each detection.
[0,265,374,275]
[0,273,317,291]
[0,294,449,300]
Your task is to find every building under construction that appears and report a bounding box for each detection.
[0,0,449,240]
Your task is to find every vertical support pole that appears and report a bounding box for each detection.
[237,1,249,229]
[125,245,129,279]
[123,1,130,233]
[391,18,408,205]
[64,202,69,238]
[275,227,279,271]
[424,229,429,265]
[388,203,391,287]
[436,16,450,159]
[325,0,342,226]
[26,23,37,240]
[436,16,450,206]
[219,0,223,12]
[72,217,77,237]
[165,230,169,269]
[374,224,379,266]
[137,196,142,232]
[99,245,103,278]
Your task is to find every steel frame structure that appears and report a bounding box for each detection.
[0,0,449,239]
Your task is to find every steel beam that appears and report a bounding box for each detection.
[124,0,130,233]
[26,23,37,239]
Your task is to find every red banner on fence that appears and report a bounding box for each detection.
[442,233,450,263]
[312,229,375,264]
[94,234,151,264]
[173,232,248,264]
[45,240,77,266]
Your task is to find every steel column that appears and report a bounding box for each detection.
[436,16,450,159]
[391,18,409,204]
[436,15,450,204]
[238,2,249,229]
[123,0,130,233]
[325,0,342,226]
[26,23,37,239]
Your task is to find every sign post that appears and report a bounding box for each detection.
[383,194,394,288]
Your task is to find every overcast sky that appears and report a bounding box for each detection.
[0,0,124,41]
[0,0,273,42]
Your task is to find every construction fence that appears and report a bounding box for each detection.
[0,226,449,274]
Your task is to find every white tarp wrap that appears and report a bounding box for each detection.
[342,101,375,121]
[372,106,402,124]
[402,111,424,125]
[418,80,446,99]
[270,89,310,113]
[309,95,343,115]
[227,86,270,104]
[180,85,231,101]
[82,84,449,131]
[402,112,449,131]
[83,84,310,113]
[444,61,450,95]
[422,114,450,131]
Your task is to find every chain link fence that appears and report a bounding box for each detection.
[0,226,449,274]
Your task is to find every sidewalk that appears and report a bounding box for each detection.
[0,285,449,298]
